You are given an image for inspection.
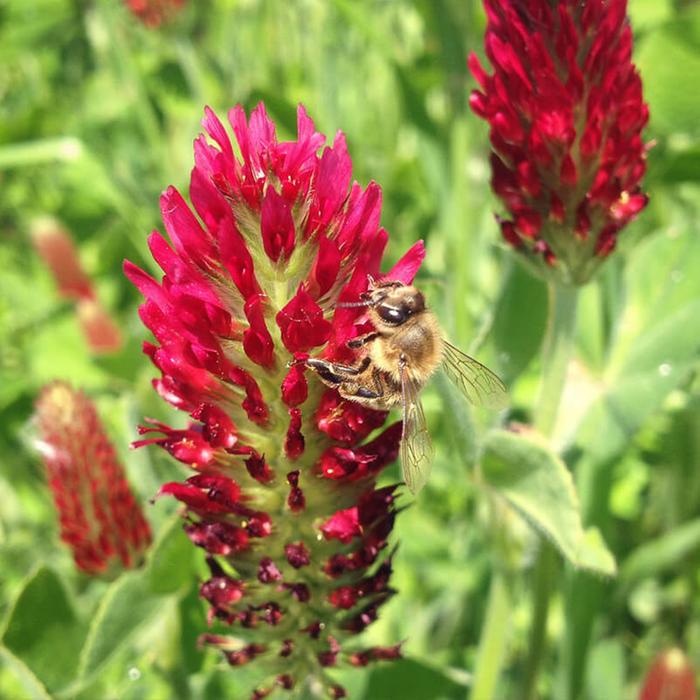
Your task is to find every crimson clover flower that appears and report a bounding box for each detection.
[34,383,152,576]
[469,0,649,285]
[125,102,424,698]
[639,648,697,700]
[124,0,184,27]
[31,218,94,302]
[31,218,123,354]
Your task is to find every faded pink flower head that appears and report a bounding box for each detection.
[76,299,124,355]
[124,0,184,27]
[34,382,152,576]
[125,102,424,698]
[469,0,649,284]
[639,648,697,700]
[31,217,124,354]
[31,217,94,302]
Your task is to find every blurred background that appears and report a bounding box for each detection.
[1,0,700,698]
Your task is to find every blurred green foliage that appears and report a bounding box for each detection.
[1,0,700,698]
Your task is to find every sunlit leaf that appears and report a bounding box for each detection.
[1,567,86,692]
[77,570,162,682]
[480,430,616,576]
[362,658,466,700]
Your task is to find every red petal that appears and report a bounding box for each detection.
[281,364,308,407]
[261,187,296,262]
[384,240,425,284]
[276,286,332,353]
[242,294,275,367]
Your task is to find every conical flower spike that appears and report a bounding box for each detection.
[469,0,649,284]
[34,382,152,576]
[126,102,425,698]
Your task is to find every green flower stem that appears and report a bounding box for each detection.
[470,572,513,700]
[469,281,579,700]
[522,542,557,700]
[523,281,580,700]
[534,282,580,436]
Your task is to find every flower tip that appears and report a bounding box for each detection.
[385,239,426,284]
[160,185,179,207]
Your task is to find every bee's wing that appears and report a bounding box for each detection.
[441,340,508,410]
[400,364,434,495]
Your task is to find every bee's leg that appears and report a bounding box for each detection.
[304,356,370,386]
[329,356,371,375]
[339,381,383,401]
[347,332,379,349]
[337,368,386,402]
[354,386,382,399]
[370,367,386,396]
[303,359,346,386]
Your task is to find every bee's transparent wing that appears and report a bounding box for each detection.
[441,340,508,410]
[400,364,434,495]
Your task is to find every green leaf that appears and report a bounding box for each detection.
[492,262,548,381]
[636,29,700,136]
[0,646,53,700]
[649,145,700,185]
[177,585,207,676]
[77,570,163,682]
[576,299,700,466]
[145,515,195,595]
[480,430,616,576]
[576,528,617,578]
[618,517,700,592]
[1,567,86,692]
[362,658,465,700]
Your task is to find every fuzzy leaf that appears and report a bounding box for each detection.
[492,263,548,381]
[362,658,466,700]
[1,567,86,692]
[146,515,195,595]
[77,570,162,681]
[480,430,616,576]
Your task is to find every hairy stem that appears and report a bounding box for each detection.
[534,283,580,436]
[523,281,579,700]
[470,572,513,700]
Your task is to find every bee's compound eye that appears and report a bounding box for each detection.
[377,304,407,324]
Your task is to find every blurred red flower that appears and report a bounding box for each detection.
[34,383,152,576]
[639,648,697,700]
[31,217,94,302]
[469,0,649,284]
[31,218,123,354]
[126,102,424,697]
[124,0,184,27]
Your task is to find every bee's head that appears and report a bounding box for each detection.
[364,279,426,327]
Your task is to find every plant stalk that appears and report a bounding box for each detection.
[470,572,513,700]
[523,281,579,700]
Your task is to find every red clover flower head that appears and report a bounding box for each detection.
[469,0,649,284]
[639,648,697,700]
[34,382,152,576]
[124,0,184,27]
[31,218,123,354]
[125,102,424,698]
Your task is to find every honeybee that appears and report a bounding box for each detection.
[303,278,508,494]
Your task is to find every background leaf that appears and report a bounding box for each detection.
[361,659,466,700]
[77,569,164,682]
[480,430,616,576]
[1,567,86,692]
